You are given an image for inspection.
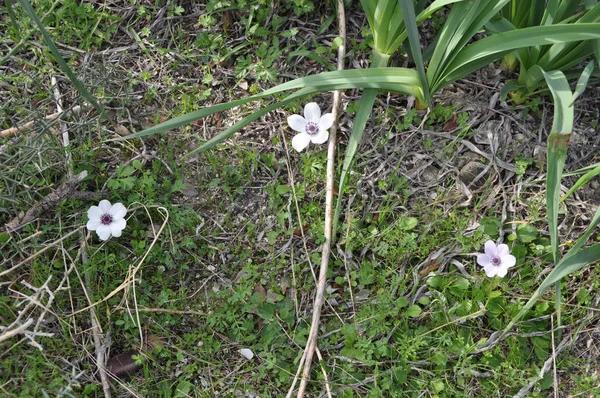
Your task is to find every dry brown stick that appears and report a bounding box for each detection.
[1,170,88,233]
[81,234,112,398]
[315,347,333,398]
[51,76,73,176]
[0,318,34,345]
[0,104,84,139]
[294,1,346,396]
[51,76,69,146]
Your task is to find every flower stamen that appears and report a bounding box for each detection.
[100,214,113,225]
[490,256,501,266]
[305,122,319,136]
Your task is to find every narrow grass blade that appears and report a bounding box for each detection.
[5,0,21,39]
[505,243,600,333]
[399,0,431,106]
[541,244,600,291]
[561,164,600,202]
[572,60,596,103]
[332,52,391,240]
[332,88,378,241]
[17,0,104,113]
[562,207,600,261]
[186,89,311,157]
[562,162,600,177]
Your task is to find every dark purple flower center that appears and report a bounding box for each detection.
[490,256,501,266]
[305,122,319,135]
[100,214,113,225]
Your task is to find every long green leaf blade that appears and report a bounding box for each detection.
[399,0,431,106]
[543,69,573,264]
[18,0,104,113]
[435,23,600,92]
[572,60,596,102]
[541,244,600,292]
[332,52,392,241]
[561,164,600,203]
[505,243,600,333]
[119,68,423,141]
[562,207,600,261]
[333,88,378,241]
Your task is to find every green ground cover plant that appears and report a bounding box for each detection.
[1,0,600,397]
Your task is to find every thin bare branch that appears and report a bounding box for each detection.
[293,1,346,396]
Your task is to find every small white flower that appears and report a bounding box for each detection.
[477,240,516,278]
[86,200,127,241]
[239,348,254,360]
[287,102,334,152]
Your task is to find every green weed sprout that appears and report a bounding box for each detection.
[504,61,600,335]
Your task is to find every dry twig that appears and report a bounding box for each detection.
[1,170,88,233]
[81,234,112,398]
[290,1,346,396]
[0,104,85,139]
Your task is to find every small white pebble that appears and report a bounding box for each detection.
[239,348,254,360]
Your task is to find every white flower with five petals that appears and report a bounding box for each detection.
[477,240,516,278]
[86,200,127,241]
[287,102,334,152]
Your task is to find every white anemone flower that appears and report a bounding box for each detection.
[477,240,516,278]
[287,102,334,152]
[86,200,127,241]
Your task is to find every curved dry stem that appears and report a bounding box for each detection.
[291,0,346,396]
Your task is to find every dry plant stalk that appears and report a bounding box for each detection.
[0,276,55,350]
[290,1,346,396]
[0,104,84,139]
[81,235,112,398]
[1,170,88,233]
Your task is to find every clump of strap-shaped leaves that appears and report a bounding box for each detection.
[488,0,600,102]
[118,0,600,240]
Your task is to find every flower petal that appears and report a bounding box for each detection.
[96,224,112,241]
[110,203,127,219]
[483,263,498,277]
[86,219,102,231]
[110,218,127,237]
[318,113,334,131]
[88,205,103,221]
[287,114,307,133]
[292,133,311,152]
[99,200,112,213]
[304,102,321,123]
[502,254,516,268]
[484,240,497,257]
[310,128,329,145]
[477,254,491,267]
[496,266,509,278]
[497,244,510,258]
[239,348,254,360]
